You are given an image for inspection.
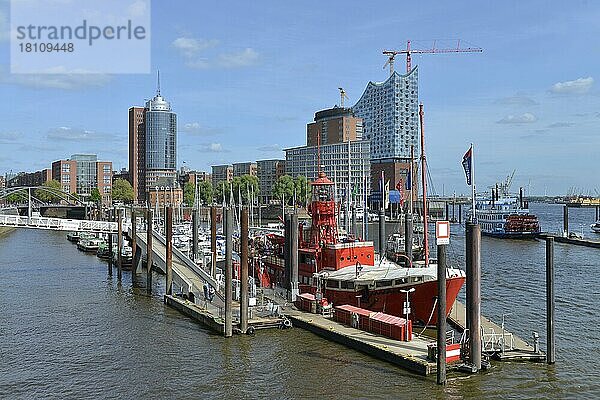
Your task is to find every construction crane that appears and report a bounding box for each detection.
[383,39,483,75]
[338,87,348,108]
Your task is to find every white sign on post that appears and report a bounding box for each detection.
[436,221,450,245]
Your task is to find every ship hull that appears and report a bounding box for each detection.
[482,231,539,239]
[323,275,465,326]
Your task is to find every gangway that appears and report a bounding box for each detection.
[0,214,121,234]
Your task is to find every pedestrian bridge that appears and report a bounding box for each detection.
[0,214,121,234]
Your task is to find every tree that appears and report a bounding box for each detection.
[112,178,134,203]
[232,174,259,204]
[183,182,195,207]
[294,175,312,205]
[272,175,295,204]
[36,179,63,203]
[197,180,213,205]
[90,188,101,203]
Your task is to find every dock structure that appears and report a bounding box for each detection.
[284,307,437,376]
[536,232,600,249]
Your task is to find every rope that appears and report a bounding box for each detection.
[418,297,438,336]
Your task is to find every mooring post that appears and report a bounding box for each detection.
[563,205,569,236]
[378,209,386,258]
[546,237,555,364]
[240,208,249,333]
[596,206,599,222]
[459,204,462,224]
[466,222,482,370]
[146,209,153,294]
[165,206,173,296]
[131,209,139,273]
[117,208,123,281]
[108,209,113,276]
[445,202,449,221]
[404,212,413,267]
[437,243,447,385]
[291,213,299,301]
[224,207,233,338]
[192,208,199,262]
[210,207,217,278]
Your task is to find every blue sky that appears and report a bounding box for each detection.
[0,0,598,195]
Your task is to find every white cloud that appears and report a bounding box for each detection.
[217,48,259,68]
[497,112,537,124]
[199,143,228,153]
[2,65,112,90]
[257,144,282,152]
[180,122,223,135]
[547,122,575,128]
[47,126,116,141]
[550,77,594,94]
[172,37,219,58]
[0,131,20,144]
[127,0,148,18]
[494,95,538,106]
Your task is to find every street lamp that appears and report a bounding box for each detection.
[400,287,415,341]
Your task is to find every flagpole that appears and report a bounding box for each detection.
[471,143,476,223]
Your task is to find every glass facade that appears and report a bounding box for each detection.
[352,68,419,161]
[71,154,97,196]
[145,94,177,174]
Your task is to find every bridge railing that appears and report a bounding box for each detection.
[0,214,119,233]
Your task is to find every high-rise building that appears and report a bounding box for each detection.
[129,74,177,205]
[256,159,285,203]
[233,162,257,177]
[306,107,363,147]
[51,159,77,194]
[352,68,419,191]
[212,165,233,188]
[285,140,370,205]
[128,106,145,202]
[144,87,177,197]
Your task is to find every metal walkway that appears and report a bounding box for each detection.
[0,214,120,233]
[132,227,220,297]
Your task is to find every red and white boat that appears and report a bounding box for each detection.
[255,170,465,326]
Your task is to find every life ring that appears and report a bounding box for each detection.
[282,318,292,329]
[246,326,255,335]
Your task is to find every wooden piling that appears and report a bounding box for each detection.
[240,208,249,333]
[437,243,447,385]
[131,209,139,273]
[224,207,233,338]
[546,237,555,364]
[563,205,569,236]
[192,209,198,262]
[108,209,113,276]
[466,222,482,370]
[165,206,173,296]
[351,205,357,238]
[146,209,153,294]
[117,208,123,281]
[284,213,291,289]
[459,204,462,224]
[210,207,217,278]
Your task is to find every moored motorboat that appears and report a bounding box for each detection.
[591,221,600,233]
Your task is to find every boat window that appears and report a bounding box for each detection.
[326,280,339,289]
[367,254,371,259]
[340,257,344,262]
[340,281,355,289]
[394,278,407,285]
[375,280,392,288]
[412,277,423,283]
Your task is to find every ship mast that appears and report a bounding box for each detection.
[419,103,429,266]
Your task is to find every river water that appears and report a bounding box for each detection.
[0,203,598,399]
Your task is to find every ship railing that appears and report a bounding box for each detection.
[482,327,515,353]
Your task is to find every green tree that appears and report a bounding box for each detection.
[112,178,134,203]
[272,175,295,204]
[197,180,213,205]
[90,188,101,203]
[215,181,230,204]
[232,175,259,204]
[36,179,63,203]
[184,182,195,207]
[294,175,312,205]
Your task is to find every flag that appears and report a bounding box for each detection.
[462,147,473,186]
[405,170,412,191]
[396,178,404,207]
